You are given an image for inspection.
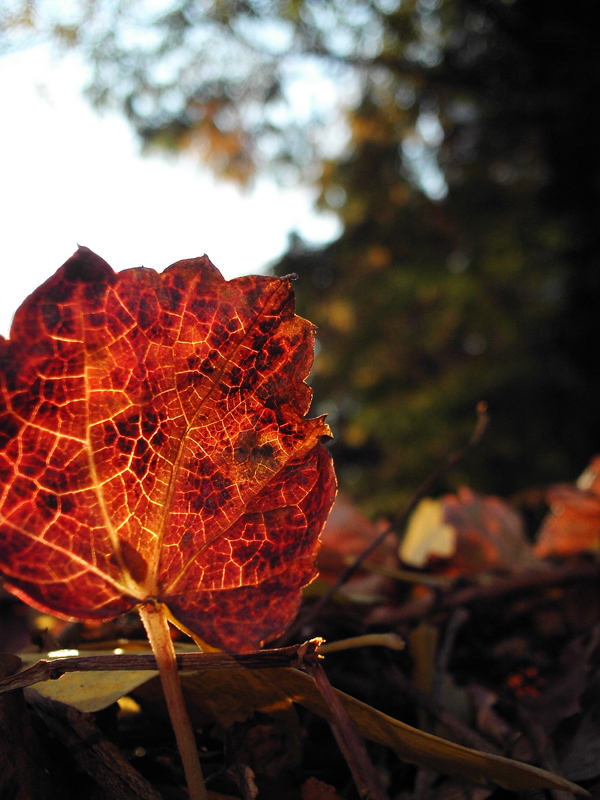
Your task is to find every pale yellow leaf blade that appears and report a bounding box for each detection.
[400,498,456,567]
[18,649,159,713]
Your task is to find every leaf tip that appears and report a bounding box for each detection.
[62,246,116,284]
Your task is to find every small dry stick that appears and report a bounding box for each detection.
[0,639,322,694]
[414,608,470,800]
[306,660,390,800]
[516,707,575,800]
[300,403,489,629]
[367,559,600,626]
[319,633,404,655]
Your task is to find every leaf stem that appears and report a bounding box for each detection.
[138,602,208,800]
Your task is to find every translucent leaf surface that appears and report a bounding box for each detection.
[0,247,336,650]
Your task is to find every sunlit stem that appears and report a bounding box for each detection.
[138,601,208,800]
[319,633,405,654]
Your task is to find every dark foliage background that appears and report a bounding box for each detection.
[3,0,599,513]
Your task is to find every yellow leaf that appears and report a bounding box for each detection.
[18,648,159,713]
[400,498,456,567]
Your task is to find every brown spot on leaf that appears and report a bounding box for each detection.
[233,430,281,480]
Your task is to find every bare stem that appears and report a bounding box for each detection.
[138,602,208,800]
[306,660,390,800]
[319,633,404,655]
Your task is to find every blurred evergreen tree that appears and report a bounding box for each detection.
[3,0,599,512]
[275,0,600,512]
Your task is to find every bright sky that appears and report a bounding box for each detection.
[0,45,341,337]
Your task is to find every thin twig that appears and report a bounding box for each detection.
[298,404,489,629]
[0,638,322,694]
[516,707,575,800]
[366,560,600,626]
[306,660,390,800]
[319,633,404,654]
[345,558,455,589]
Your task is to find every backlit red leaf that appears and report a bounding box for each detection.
[0,247,336,650]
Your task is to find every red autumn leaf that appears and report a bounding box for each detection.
[534,456,600,558]
[0,247,336,651]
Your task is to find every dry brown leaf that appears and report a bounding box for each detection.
[402,489,537,575]
[317,493,398,597]
[15,647,587,794]
[179,667,586,794]
[301,776,344,800]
